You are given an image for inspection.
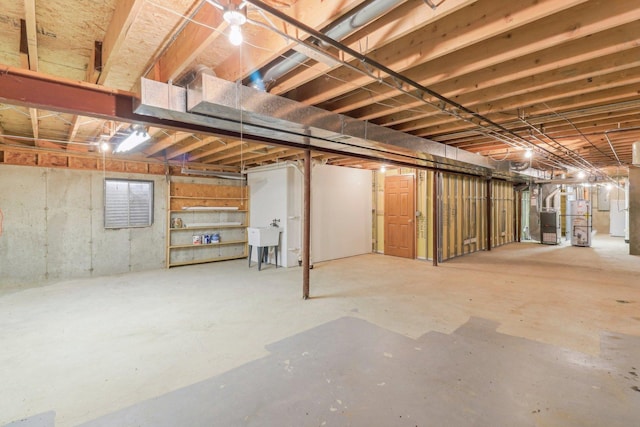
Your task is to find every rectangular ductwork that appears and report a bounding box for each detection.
[134,74,527,177]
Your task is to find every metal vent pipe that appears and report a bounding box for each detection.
[545,186,561,209]
[253,0,406,91]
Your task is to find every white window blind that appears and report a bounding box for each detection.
[104,179,154,228]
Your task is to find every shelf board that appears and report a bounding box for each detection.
[168,254,247,267]
[170,225,246,231]
[169,240,247,249]
[170,209,248,213]
[170,196,247,200]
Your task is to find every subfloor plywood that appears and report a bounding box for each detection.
[0,236,638,426]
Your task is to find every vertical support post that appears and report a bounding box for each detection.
[487,178,492,251]
[516,190,522,242]
[432,170,439,266]
[303,149,311,299]
[629,167,640,255]
[166,180,171,268]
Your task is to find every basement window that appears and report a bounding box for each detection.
[104,179,154,228]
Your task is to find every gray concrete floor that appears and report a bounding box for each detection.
[1,236,639,426]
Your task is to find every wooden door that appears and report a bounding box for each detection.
[385,174,415,258]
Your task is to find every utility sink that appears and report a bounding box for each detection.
[247,227,281,247]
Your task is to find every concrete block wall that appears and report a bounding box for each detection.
[0,165,167,289]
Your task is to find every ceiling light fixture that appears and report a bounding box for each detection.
[577,171,586,179]
[524,148,532,158]
[223,3,247,46]
[114,125,150,153]
[228,25,243,46]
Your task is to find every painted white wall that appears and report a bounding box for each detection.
[248,166,293,267]
[311,164,372,263]
[247,163,372,267]
[609,185,627,237]
[287,166,303,266]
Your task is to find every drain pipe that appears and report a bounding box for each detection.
[252,0,406,91]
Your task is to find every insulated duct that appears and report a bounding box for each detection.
[251,0,405,91]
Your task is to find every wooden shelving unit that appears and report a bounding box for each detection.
[167,182,249,268]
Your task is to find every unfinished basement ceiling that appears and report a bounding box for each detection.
[0,0,638,176]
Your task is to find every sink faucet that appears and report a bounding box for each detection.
[270,218,280,227]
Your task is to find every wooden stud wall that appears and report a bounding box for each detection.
[439,173,488,262]
[491,180,516,248]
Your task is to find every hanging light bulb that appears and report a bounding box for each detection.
[524,148,532,158]
[228,24,243,46]
[380,165,387,173]
[577,171,586,179]
[100,141,111,152]
[223,3,246,47]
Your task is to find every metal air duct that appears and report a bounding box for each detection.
[135,75,542,180]
[252,0,405,91]
[545,186,561,209]
[185,73,496,171]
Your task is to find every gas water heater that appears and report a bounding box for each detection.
[570,199,592,247]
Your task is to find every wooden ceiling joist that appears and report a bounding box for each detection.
[214,0,368,82]
[20,0,42,148]
[398,68,640,135]
[322,5,640,117]
[164,136,222,160]
[222,146,292,166]
[145,131,193,157]
[188,139,246,162]
[201,143,268,163]
[291,0,591,105]
[98,0,146,85]
[367,44,640,126]
[268,0,477,95]
[1,1,638,175]
[152,2,224,83]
